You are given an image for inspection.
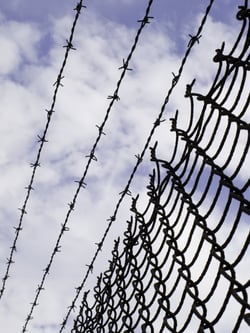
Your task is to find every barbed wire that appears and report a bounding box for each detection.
[58,0,216,331]
[0,1,87,302]
[72,1,250,331]
[20,0,158,331]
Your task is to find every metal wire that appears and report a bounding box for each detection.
[72,1,250,332]
[20,1,157,332]
[0,0,87,301]
[59,1,216,331]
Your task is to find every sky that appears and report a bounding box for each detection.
[0,0,249,332]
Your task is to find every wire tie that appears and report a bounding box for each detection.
[96,125,106,135]
[188,33,202,47]
[185,79,196,97]
[45,109,55,121]
[154,118,165,127]
[74,2,87,12]
[95,242,103,250]
[85,153,97,161]
[107,216,116,222]
[61,224,70,232]
[107,94,120,101]
[86,264,93,273]
[63,39,76,50]
[237,4,250,20]
[55,245,62,253]
[37,135,48,143]
[135,154,143,163]
[43,265,50,273]
[6,258,14,265]
[18,207,27,214]
[30,162,41,168]
[14,226,22,233]
[171,72,179,86]
[36,285,45,292]
[119,188,132,196]
[68,202,75,210]
[74,180,87,188]
[68,303,77,311]
[53,75,65,87]
[61,318,67,328]
[119,59,132,71]
[75,286,81,292]
[137,16,154,24]
[25,185,34,191]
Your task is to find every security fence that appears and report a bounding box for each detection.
[72,2,250,332]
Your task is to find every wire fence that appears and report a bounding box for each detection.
[57,1,216,331]
[72,1,250,332]
[20,0,158,331]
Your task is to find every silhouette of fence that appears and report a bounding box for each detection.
[72,2,250,332]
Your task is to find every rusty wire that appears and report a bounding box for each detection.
[72,1,250,332]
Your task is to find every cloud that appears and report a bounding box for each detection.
[0,15,41,75]
[0,2,248,333]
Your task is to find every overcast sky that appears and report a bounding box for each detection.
[0,1,248,332]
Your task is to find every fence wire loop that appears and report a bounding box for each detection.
[72,1,250,332]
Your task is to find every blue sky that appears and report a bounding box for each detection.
[0,0,234,25]
[0,1,249,332]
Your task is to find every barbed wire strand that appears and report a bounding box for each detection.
[72,1,250,331]
[20,1,157,332]
[0,1,88,302]
[59,0,216,331]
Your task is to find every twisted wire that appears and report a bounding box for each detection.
[0,1,87,302]
[60,0,216,330]
[72,2,250,331]
[20,1,157,331]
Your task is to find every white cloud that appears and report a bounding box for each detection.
[0,3,248,333]
[0,16,41,75]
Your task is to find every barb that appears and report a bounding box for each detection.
[59,0,216,330]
